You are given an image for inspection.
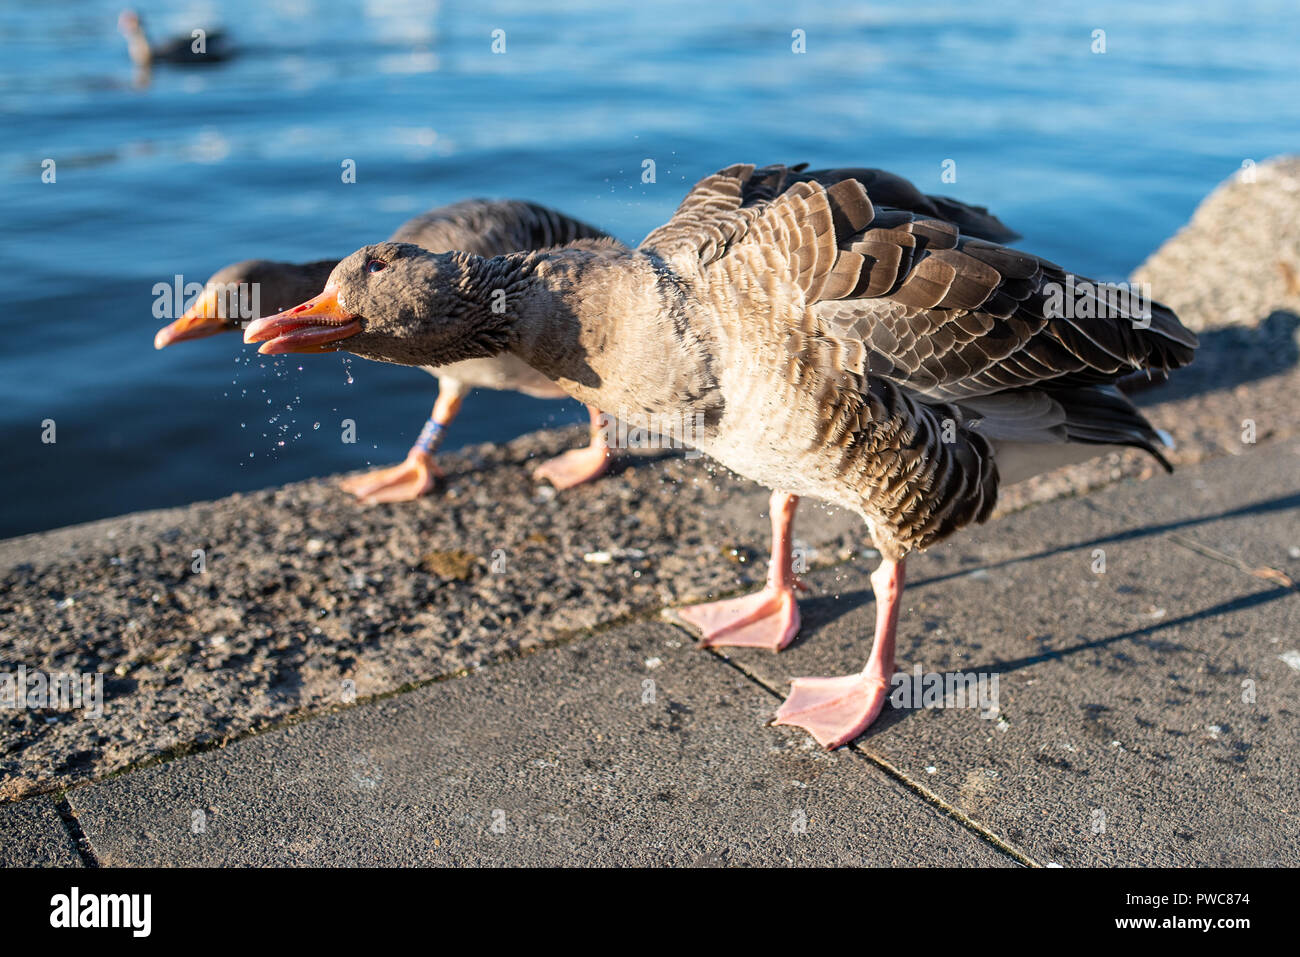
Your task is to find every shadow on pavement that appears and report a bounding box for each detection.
[1124,309,1299,400]
[970,586,1293,676]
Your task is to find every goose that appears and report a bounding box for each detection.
[244,164,1196,748]
[154,199,620,500]
[118,10,233,68]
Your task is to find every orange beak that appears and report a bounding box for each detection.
[242,285,362,355]
[154,288,230,349]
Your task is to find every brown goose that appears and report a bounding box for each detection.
[155,199,620,500]
[244,164,1196,748]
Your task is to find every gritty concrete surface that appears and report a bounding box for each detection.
[66,620,1012,867]
[0,797,82,867]
[713,441,1300,866]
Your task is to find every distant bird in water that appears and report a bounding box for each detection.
[118,9,232,71]
[245,163,1196,750]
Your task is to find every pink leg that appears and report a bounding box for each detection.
[341,448,442,504]
[532,405,611,490]
[341,385,462,504]
[773,557,905,749]
[671,491,802,651]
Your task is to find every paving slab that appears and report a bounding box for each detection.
[697,451,1300,866]
[0,797,82,867]
[66,620,1012,867]
[1086,438,1300,582]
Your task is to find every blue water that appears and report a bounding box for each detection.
[1,1,1296,537]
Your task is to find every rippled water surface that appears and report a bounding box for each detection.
[1,0,1296,536]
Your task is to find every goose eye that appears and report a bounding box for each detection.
[366,259,388,274]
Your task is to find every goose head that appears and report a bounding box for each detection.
[243,242,513,367]
[154,259,336,348]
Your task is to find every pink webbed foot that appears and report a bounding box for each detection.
[532,442,610,490]
[670,582,802,651]
[340,450,441,504]
[772,673,891,749]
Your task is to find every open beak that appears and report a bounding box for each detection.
[154,289,229,349]
[242,285,362,355]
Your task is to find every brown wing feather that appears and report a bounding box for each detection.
[647,164,1198,554]
[806,214,1197,402]
[790,166,1021,243]
[639,162,1019,265]
[653,165,1196,402]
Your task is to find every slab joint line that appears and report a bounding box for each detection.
[697,642,1040,868]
